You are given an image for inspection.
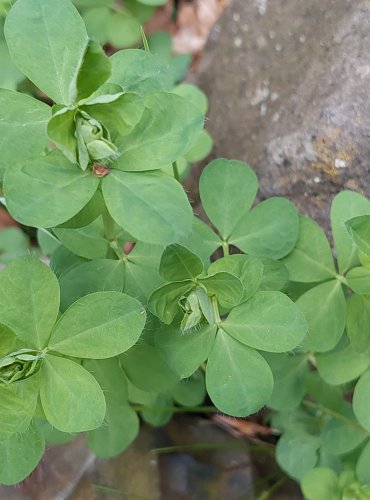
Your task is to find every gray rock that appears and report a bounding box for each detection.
[196,0,370,227]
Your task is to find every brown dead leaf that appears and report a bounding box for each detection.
[174,0,230,55]
[212,414,274,439]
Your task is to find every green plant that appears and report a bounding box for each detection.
[1,1,370,497]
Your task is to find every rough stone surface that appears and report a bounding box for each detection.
[196,0,370,227]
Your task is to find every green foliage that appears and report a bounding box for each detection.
[1,1,370,495]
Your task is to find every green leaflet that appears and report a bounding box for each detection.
[49,291,146,359]
[346,215,370,258]
[86,358,139,457]
[276,431,320,480]
[5,0,89,104]
[4,150,99,228]
[346,266,370,295]
[159,244,204,281]
[199,272,244,309]
[155,324,217,379]
[0,325,16,358]
[124,242,165,302]
[223,291,308,352]
[346,295,370,353]
[148,32,191,85]
[316,343,370,385]
[0,39,23,91]
[301,468,340,500]
[321,405,366,456]
[265,353,307,411]
[179,217,222,264]
[297,280,346,353]
[229,198,299,259]
[171,371,206,407]
[356,440,370,484]
[40,354,106,433]
[0,424,45,485]
[53,216,111,260]
[59,259,125,311]
[208,254,264,302]
[184,129,213,163]
[0,227,29,264]
[121,343,180,393]
[199,158,258,240]
[103,170,193,245]
[259,257,289,292]
[283,215,337,282]
[106,11,141,48]
[330,191,370,274]
[76,39,111,101]
[108,49,172,94]
[0,89,50,181]
[0,386,29,440]
[206,329,273,417]
[173,83,208,114]
[148,280,193,324]
[113,93,204,171]
[353,370,370,433]
[82,92,144,137]
[0,257,59,349]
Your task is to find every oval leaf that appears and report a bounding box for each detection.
[297,280,346,353]
[0,89,50,180]
[103,170,193,245]
[5,150,99,228]
[113,93,204,171]
[0,256,60,348]
[230,198,299,259]
[5,0,89,104]
[199,159,258,239]
[353,370,370,433]
[283,215,336,282]
[0,424,45,485]
[223,291,308,352]
[330,190,370,274]
[40,354,106,432]
[206,330,273,416]
[159,244,203,281]
[49,291,146,358]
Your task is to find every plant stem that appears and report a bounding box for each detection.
[257,477,287,500]
[172,161,180,182]
[222,240,229,256]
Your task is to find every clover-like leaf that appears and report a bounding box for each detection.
[208,254,263,302]
[283,215,337,282]
[5,150,100,228]
[206,329,273,416]
[5,0,89,104]
[0,89,50,181]
[0,424,45,485]
[108,48,171,94]
[40,354,106,433]
[331,190,370,274]
[0,257,60,349]
[159,244,204,281]
[199,158,258,240]
[49,291,146,359]
[222,291,308,352]
[297,280,346,353]
[113,93,204,172]
[103,170,193,245]
[155,324,217,379]
[230,198,299,259]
